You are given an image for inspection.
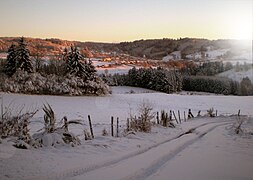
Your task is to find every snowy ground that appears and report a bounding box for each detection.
[0,87,253,180]
[96,65,133,75]
[218,68,253,83]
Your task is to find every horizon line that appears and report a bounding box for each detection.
[0,35,252,44]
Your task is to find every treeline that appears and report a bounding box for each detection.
[180,61,233,76]
[103,66,253,96]
[183,76,238,95]
[183,76,253,95]
[103,67,182,94]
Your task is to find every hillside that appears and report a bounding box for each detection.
[0,37,251,60]
[218,68,253,83]
[0,37,116,58]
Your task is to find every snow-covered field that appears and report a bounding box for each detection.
[1,87,253,180]
[96,64,133,75]
[218,68,253,83]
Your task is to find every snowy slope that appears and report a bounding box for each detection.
[1,87,253,136]
[218,68,253,82]
[0,88,253,180]
[206,49,229,60]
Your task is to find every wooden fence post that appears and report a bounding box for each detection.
[178,110,181,124]
[156,112,159,124]
[173,111,179,124]
[238,109,240,116]
[184,111,186,122]
[127,118,130,131]
[169,110,172,121]
[111,116,114,137]
[188,109,194,119]
[88,115,94,139]
[116,117,119,137]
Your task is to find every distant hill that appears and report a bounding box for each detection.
[0,37,251,60]
[118,38,252,59]
[0,37,116,58]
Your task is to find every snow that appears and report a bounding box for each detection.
[186,52,202,60]
[231,52,253,64]
[218,68,253,83]
[185,48,252,65]
[96,65,134,75]
[162,55,174,61]
[206,49,229,60]
[162,51,181,61]
[147,119,253,180]
[170,51,181,59]
[92,60,114,67]
[185,49,229,60]
[0,53,7,59]
[0,87,253,179]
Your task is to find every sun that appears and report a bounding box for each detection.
[231,19,252,40]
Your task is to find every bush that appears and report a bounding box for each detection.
[33,104,82,147]
[128,101,154,133]
[0,103,84,148]
[0,106,38,149]
[207,108,215,117]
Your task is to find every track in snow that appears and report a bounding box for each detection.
[120,122,230,180]
[27,117,238,180]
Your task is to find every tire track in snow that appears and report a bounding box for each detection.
[37,118,235,180]
[120,122,231,180]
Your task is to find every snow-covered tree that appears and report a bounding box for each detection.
[240,77,253,96]
[0,43,109,96]
[4,44,17,76]
[16,37,33,73]
[64,46,97,80]
[64,46,87,78]
[85,59,97,80]
[121,67,182,94]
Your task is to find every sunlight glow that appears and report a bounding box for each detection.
[230,18,252,40]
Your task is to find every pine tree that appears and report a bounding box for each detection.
[16,37,33,73]
[240,77,253,96]
[85,59,96,80]
[64,46,88,78]
[4,44,17,76]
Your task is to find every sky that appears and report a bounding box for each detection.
[0,0,252,42]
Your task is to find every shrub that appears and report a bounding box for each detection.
[0,106,38,149]
[102,128,109,136]
[128,101,154,133]
[33,104,82,147]
[207,108,215,117]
